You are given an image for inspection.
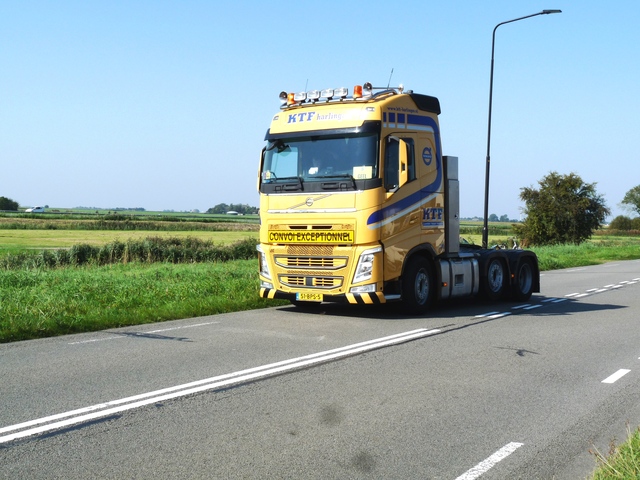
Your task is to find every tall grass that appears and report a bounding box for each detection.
[531,239,640,271]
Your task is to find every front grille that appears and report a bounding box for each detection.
[274,244,348,291]
[279,275,343,289]
[287,245,334,256]
[275,256,347,269]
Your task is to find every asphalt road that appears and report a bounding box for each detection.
[1,259,640,479]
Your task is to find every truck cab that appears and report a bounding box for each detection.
[257,83,539,313]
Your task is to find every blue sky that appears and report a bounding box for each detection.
[2,1,638,219]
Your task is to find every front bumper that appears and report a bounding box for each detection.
[259,287,386,305]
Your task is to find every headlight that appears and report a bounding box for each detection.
[352,246,382,284]
[256,244,271,280]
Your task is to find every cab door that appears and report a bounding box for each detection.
[379,134,421,280]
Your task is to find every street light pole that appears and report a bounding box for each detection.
[482,9,561,248]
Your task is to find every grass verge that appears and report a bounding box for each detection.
[0,260,287,343]
[590,426,640,479]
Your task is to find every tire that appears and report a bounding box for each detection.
[483,257,505,301]
[513,259,534,301]
[401,256,434,314]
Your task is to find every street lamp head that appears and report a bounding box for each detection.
[542,9,562,14]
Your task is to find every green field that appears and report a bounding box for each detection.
[0,229,258,253]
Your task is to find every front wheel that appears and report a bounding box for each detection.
[401,256,434,315]
[513,259,534,301]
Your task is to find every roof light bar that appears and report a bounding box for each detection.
[334,87,348,99]
[279,81,398,106]
[320,88,334,100]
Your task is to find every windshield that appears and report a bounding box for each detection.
[262,132,379,187]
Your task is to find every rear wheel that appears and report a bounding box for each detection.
[401,256,434,314]
[513,259,534,301]
[483,257,505,301]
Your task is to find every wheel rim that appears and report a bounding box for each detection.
[487,260,504,294]
[415,269,430,304]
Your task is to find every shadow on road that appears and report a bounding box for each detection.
[272,294,626,323]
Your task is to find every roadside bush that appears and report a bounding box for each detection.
[609,215,640,231]
[0,237,258,270]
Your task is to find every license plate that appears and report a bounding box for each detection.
[296,292,323,302]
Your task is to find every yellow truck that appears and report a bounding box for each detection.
[257,83,539,313]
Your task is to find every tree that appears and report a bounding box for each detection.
[207,203,229,214]
[609,215,640,231]
[620,185,640,217]
[488,213,499,222]
[0,196,19,211]
[499,214,510,222]
[513,172,610,246]
[206,203,259,215]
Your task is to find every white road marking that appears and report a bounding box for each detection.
[455,442,524,480]
[563,276,640,300]
[0,328,440,444]
[511,304,531,310]
[523,305,542,310]
[602,369,631,384]
[68,321,220,344]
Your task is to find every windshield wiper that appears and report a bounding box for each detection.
[316,174,357,190]
[273,176,304,191]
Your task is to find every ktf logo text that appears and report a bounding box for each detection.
[288,112,316,123]
[423,207,443,221]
